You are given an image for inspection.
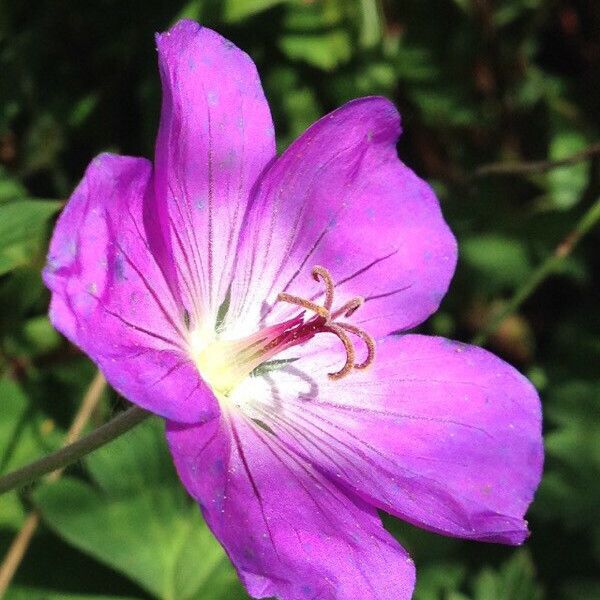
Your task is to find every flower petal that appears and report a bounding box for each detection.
[243,334,543,544]
[166,413,416,600]
[153,20,276,330]
[226,97,457,338]
[44,153,218,423]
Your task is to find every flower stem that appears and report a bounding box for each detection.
[0,404,150,496]
[473,197,600,346]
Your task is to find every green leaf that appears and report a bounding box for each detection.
[493,0,543,28]
[513,66,564,109]
[68,94,99,128]
[13,315,62,358]
[414,563,466,600]
[0,377,61,528]
[0,168,27,203]
[358,0,382,48]
[280,30,352,71]
[4,588,141,600]
[535,380,600,552]
[410,88,479,127]
[284,0,345,29]
[470,551,543,600]
[461,234,532,293]
[280,86,320,140]
[546,130,590,210]
[0,199,61,275]
[451,0,472,13]
[393,47,439,82]
[0,268,46,332]
[223,0,287,22]
[0,489,25,530]
[0,376,61,476]
[34,419,247,600]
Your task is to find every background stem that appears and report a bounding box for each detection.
[472,142,600,178]
[473,197,600,346]
[0,403,149,497]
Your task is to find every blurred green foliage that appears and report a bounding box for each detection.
[1,0,599,599]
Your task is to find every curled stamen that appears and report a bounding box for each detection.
[275,265,375,380]
[311,266,334,311]
[277,292,329,318]
[337,322,376,370]
[331,296,364,320]
[324,323,355,380]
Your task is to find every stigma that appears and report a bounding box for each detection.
[190,266,375,399]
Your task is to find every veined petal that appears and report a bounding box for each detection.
[242,335,543,544]
[166,414,415,600]
[226,97,457,338]
[44,153,218,423]
[154,20,276,330]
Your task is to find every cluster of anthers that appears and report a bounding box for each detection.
[277,266,376,380]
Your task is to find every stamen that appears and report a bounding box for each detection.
[277,292,329,318]
[311,266,334,311]
[331,296,364,320]
[324,323,355,380]
[194,265,376,400]
[337,322,376,370]
[276,265,376,381]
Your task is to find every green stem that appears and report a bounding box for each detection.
[473,197,600,346]
[0,406,150,496]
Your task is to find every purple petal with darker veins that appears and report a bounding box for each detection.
[153,20,276,331]
[166,413,416,600]
[44,153,218,423]
[243,334,543,545]
[226,97,457,339]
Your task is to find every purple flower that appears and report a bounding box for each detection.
[44,20,543,600]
